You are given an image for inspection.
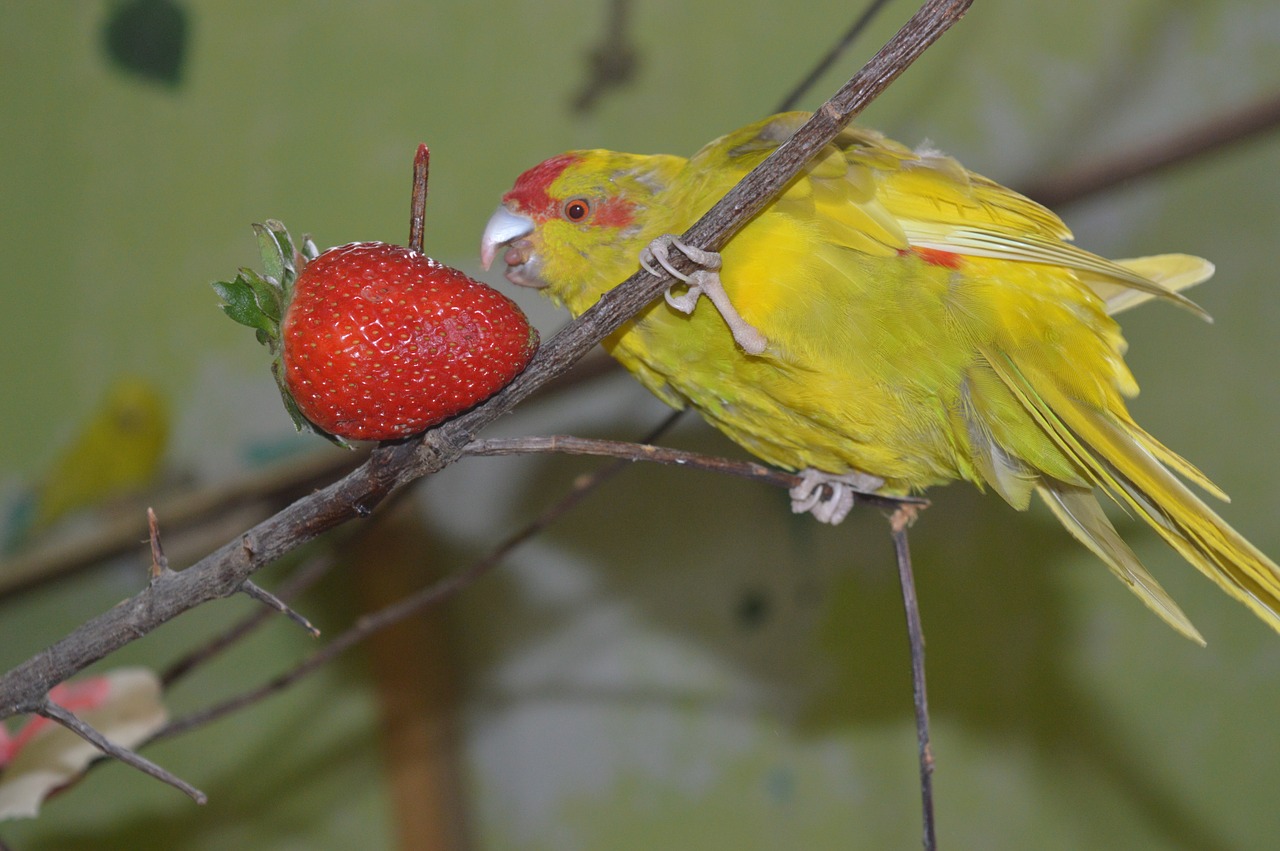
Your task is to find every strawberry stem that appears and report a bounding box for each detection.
[409,144,429,254]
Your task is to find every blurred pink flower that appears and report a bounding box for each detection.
[0,668,166,820]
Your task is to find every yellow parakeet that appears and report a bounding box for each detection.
[480,112,1280,644]
[5,377,169,551]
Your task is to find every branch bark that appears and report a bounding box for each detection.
[0,0,972,720]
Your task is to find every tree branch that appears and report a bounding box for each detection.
[0,0,971,722]
[890,506,935,850]
[570,0,638,114]
[464,435,925,512]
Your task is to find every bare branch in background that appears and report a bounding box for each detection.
[570,0,638,114]
[775,0,896,112]
[1022,91,1280,208]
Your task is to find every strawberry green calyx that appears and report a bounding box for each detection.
[211,220,339,444]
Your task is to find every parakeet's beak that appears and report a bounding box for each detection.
[480,206,545,288]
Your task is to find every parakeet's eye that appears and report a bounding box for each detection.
[563,198,592,222]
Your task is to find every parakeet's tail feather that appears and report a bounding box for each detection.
[1089,253,1215,317]
[986,348,1280,641]
[1067,407,1280,635]
[1082,252,1227,501]
[1125,417,1229,502]
[1037,483,1204,643]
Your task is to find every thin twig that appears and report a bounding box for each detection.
[409,144,429,254]
[891,506,934,851]
[775,0,896,112]
[0,0,971,723]
[1021,90,1280,208]
[156,411,686,742]
[0,357,618,602]
[464,434,925,511]
[38,698,207,805]
[239,580,320,637]
[655,0,972,268]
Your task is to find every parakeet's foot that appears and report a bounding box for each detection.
[891,503,921,532]
[789,469,885,525]
[639,235,768,355]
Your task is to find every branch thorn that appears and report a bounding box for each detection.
[147,507,170,582]
[240,580,321,638]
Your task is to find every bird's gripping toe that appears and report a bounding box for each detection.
[639,235,768,355]
[789,469,886,525]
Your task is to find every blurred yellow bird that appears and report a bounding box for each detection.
[481,112,1280,644]
[6,377,169,550]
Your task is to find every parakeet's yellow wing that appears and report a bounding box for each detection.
[682,113,1211,316]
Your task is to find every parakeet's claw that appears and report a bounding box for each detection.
[640,235,768,355]
[789,469,886,525]
[640,236,721,281]
[663,286,702,314]
[641,238,704,312]
[637,244,663,277]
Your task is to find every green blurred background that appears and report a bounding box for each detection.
[1,0,1279,848]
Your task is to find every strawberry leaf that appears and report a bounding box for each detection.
[240,268,283,325]
[212,276,275,338]
[253,221,286,285]
[261,220,301,287]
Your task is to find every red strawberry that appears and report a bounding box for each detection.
[214,221,538,443]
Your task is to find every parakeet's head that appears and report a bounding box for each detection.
[481,149,685,309]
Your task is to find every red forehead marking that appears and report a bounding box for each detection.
[503,153,579,219]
